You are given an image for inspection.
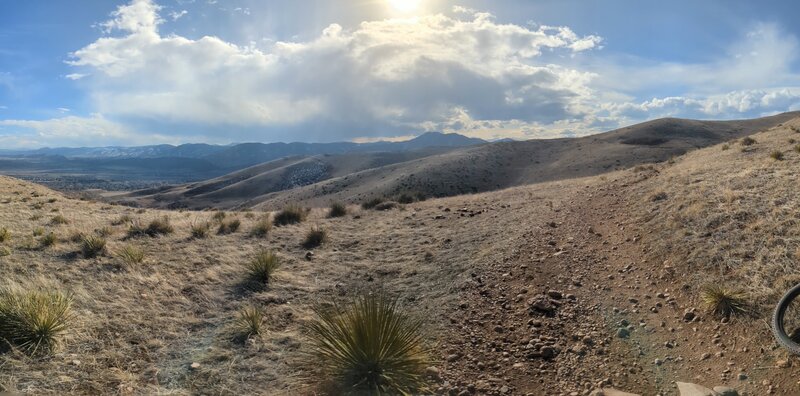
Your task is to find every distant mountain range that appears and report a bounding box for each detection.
[3,132,486,169]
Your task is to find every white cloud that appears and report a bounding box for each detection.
[65,73,88,80]
[65,0,602,142]
[169,10,188,21]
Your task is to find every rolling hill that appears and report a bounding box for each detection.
[112,112,800,210]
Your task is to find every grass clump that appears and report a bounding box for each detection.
[116,245,145,266]
[245,249,280,284]
[0,228,9,243]
[0,287,73,354]
[234,306,265,340]
[128,217,174,238]
[770,150,785,161]
[0,246,10,257]
[250,218,272,238]
[111,214,132,226]
[396,194,415,204]
[50,215,68,225]
[303,226,328,249]
[40,232,58,248]
[212,211,227,222]
[721,144,730,151]
[361,197,386,210]
[701,285,749,318]
[273,205,307,226]
[740,137,757,146]
[217,218,241,235]
[81,235,106,258]
[32,227,44,237]
[306,294,432,395]
[190,222,211,239]
[374,201,398,211]
[96,226,114,237]
[328,202,347,218]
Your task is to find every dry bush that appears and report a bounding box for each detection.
[770,151,785,161]
[303,226,328,249]
[701,285,749,317]
[128,217,174,238]
[40,232,58,248]
[0,287,73,354]
[190,222,211,239]
[50,215,68,225]
[273,205,307,226]
[0,246,10,257]
[361,197,386,210]
[68,230,85,243]
[95,226,114,237]
[721,144,730,151]
[116,245,145,266]
[81,236,106,258]
[740,137,757,146]
[111,214,132,226]
[374,201,398,211]
[250,218,272,238]
[212,211,227,222]
[396,194,415,204]
[245,249,280,284]
[328,202,347,218]
[32,227,44,237]
[306,294,432,394]
[217,218,241,235]
[0,227,9,243]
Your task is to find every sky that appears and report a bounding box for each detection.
[1,0,800,148]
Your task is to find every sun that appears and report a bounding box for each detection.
[387,0,422,13]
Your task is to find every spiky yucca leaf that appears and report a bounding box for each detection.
[116,245,145,265]
[701,285,749,317]
[306,294,432,395]
[0,288,73,354]
[81,235,106,258]
[234,306,265,338]
[245,249,280,283]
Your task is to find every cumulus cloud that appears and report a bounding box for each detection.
[65,0,602,142]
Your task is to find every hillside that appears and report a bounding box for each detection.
[115,112,800,210]
[3,116,800,395]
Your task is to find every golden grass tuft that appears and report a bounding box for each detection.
[32,227,44,237]
[111,214,132,226]
[249,218,272,238]
[128,217,174,238]
[245,249,280,284]
[273,205,307,226]
[306,294,432,395]
[116,245,145,266]
[701,285,749,318]
[50,215,69,225]
[0,287,73,355]
[328,202,347,218]
[81,235,106,258]
[234,306,265,339]
[40,232,58,248]
[190,222,211,239]
[303,225,328,249]
[740,136,757,146]
[217,218,241,235]
[212,211,227,222]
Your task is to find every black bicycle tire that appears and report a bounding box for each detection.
[773,282,800,355]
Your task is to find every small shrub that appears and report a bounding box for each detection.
[217,218,241,235]
[303,226,327,249]
[96,226,114,237]
[245,249,280,284]
[47,198,57,203]
[234,306,265,339]
[250,218,272,238]
[32,227,45,237]
[68,231,85,243]
[740,137,757,146]
[328,202,347,218]
[40,233,58,248]
[770,150,785,161]
[374,201,398,211]
[361,197,385,210]
[397,194,415,204]
[29,214,42,221]
[0,228,9,243]
[0,246,10,257]
[415,192,427,202]
[721,144,730,151]
[212,211,227,222]
[701,285,748,318]
[81,236,106,258]
[273,205,307,226]
[244,212,256,219]
[31,202,44,210]
[0,287,73,354]
[116,245,145,266]
[129,217,174,238]
[111,214,132,226]
[190,222,210,239]
[50,215,68,225]
[306,294,432,394]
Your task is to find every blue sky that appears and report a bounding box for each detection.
[1,0,800,148]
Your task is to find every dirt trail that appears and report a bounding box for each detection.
[435,170,800,395]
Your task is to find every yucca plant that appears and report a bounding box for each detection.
[328,202,347,218]
[116,245,145,266]
[273,205,307,226]
[234,306,265,339]
[0,287,73,354]
[0,227,9,243]
[245,249,280,284]
[306,294,432,395]
[303,226,328,249]
[250,218,272,238]
[81,235,106,258]
[701,285,749,318]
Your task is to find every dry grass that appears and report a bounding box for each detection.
[740,136,757,146]
[249,217,272,238]
[50,215,68,225]
[81,235,106,258]
[116,245,145,266]
[233,306,265,340]
[0,227,9,243]
[128,216,174,238]
[303,226,327,249]
[273,205,307,226]
[328,202,347,218]
[245,249,281,284]
[39,232,58,248]
[306,294,432,394]
[0,286,73,355]
[361,197,386,210]
[217,218,241,235]
[190,221,211,239]
[770,150,785,160]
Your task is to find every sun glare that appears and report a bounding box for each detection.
[387,0,422,13]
